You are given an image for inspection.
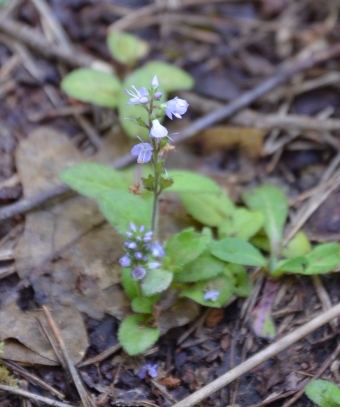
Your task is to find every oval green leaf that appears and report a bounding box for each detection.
[167,170,222,194]
[211,237,267,267]
[305,379,340,407]
[141,269,173,296]
[98,190,152,235]
[60,163,129,199]
[107,31,149,65]
[61,68,122,108]
[243,185,288,257]
[118,315,160,355]
[218,208,263,240]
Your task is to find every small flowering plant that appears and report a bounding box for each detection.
[60,74,253,356]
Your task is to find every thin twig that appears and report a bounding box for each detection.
[30,0,72,51]
[1,359,65,400]
[77,343,122,368]
[0,384,73,407]
[1,44,340,222]
[43,306,94,407]
[170,302,340,407]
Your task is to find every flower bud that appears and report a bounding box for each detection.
[154,91,162,99]
[151,75,159,88]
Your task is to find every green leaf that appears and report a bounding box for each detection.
[282,231,311,259]
[304,243,340,274]
[176,251,226,282]
[180,273,234,308]
[180,193,235,227]
[167,170,222,194]
[107,31,149,65]
[60,163,129,199]
[98,190,152,235]
[121,268,140,299]
[218,208,263,240]
[243,185,288,256]
[165,228,210,269]
[118,315,160,355]
[227,264,252,297]
[250,234,270,252]
[61,68,122,108]
[305,379,340,407]
[131,295,159,314]
[141,269,173,296]
[211,238,267,267]
[143,61,194,92]
[272,256,309,277]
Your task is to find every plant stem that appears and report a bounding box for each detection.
[148,98,161,236]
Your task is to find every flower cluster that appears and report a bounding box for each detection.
[119,223,164,281]
[127,75,189,165]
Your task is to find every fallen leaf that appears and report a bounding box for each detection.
[194,126,266,158]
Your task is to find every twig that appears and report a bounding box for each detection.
[1,44,340,222]
[43,306,94,407]
[77,343,122,368]
[30,0,71,51]
[312,275,337,331]
[1,359,65,400]
[0,384,73,407]
[170,302,340,407]
[174,43,340,145]
[108,0,228,32]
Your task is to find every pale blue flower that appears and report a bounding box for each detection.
[125,85,149,105]
[150,120,168,139]
[166,97,189,119]
[132,266,146,280]
[204,290,220,301]
[148,262,161,270]
[154,91,162,99]
[119,255,131,268]
[151,242,165,258]
[131,142,153,164]
[138,363,158,379]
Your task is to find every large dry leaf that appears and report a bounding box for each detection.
[194,126,266,158]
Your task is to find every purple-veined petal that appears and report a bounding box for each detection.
[131,143,153,164]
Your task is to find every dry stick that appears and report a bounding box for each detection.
[1,43,340,223]
[0,384,73,407]
[1,359,65,400]
[108,0,227,31]
[77,343,122,368]
[0,16,110,69]
[171,302,340,407]
[30,0,72,51]
[43,306,93,407]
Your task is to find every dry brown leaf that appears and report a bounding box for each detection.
[205,308,224,327]
[161,376,181,388]
[194,126,266,158]
[0,302,88,364]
